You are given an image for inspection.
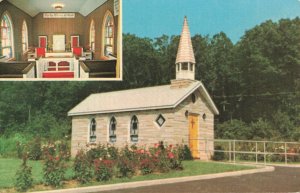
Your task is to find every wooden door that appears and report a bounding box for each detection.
[189,114,199,158]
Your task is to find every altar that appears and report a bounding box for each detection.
[35,52,79,79]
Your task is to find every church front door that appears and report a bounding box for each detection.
[188,114,200,158]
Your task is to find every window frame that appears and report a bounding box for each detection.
[130,115,139,142]
[89,19,95,51]
[89,118,97,143]
[155,114,166,127]
[22,20,28,53]
[109,116,117,143]
[1,12,14,59]
[102,11,114,57]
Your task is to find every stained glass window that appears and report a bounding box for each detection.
[1,13,14,58]
[22,21,28,53]
[109,116,117,142]
[90,20,95,51]
[89,118,96,143]
[130,115,138,142]
[104,12,114,56]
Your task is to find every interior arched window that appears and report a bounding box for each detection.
[103,11,114,57]
[22,20,28,53]
[130,115,139,142]
[89,20,95,51]
[109,116,117,142]
[89,118,96,143]
[1,13,14,58]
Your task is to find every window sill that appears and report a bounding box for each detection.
[87,142,97,146]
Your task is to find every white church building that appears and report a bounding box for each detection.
[68,17,219,160]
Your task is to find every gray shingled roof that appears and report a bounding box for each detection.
[68,81,219,116]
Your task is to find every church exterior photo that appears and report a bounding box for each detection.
[68,17,219,160]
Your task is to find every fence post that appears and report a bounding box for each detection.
[256,142,258,164]
[229,141,231,162]
[285,143,287,165]
[233,140,236,164]
[264,141,266,165]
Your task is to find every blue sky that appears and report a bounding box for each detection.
[123,0,300,43]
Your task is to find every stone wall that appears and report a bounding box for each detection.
[71,87,215,160]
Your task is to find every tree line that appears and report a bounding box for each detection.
[0,17,299,141]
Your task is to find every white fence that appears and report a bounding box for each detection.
[196,139,300,165]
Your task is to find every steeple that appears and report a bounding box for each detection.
[175,16,195,80]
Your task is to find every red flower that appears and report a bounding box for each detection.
[168,152,175,159]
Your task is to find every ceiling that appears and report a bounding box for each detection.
[7,0,107,17]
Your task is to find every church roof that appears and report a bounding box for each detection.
[68,81,219,116]
[175,16,196,64]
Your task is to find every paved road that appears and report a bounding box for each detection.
[99,167,300,193]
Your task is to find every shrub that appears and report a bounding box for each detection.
[55,140,70,161]
[86,144,108,162]
[139,158,154,175]
[16,141,25,159]
[43,144,66,187]
[94,159,114,181]
[117,155,136,178]
[73,150,93,184]
[212,145,225,161]
[149,143,171,173]
[28,138,42,160]
[122,145,138,161]
[180,145,193,160]
[107,145,119,160]
[14,155,33,192]
[168,145,183,170]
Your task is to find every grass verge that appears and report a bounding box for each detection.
[0,159,255,192]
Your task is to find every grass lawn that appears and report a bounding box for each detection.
[0,159,73,188]
[0,158,254,191]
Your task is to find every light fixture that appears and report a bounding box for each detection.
[52,3,65,11]
[202,113,206,120]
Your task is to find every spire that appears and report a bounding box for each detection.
[175,16,195,64]
[174,16,196,81]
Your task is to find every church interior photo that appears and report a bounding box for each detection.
[0,0,122,80]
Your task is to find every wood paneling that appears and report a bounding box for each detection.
[84,0,119,59]
[33,13,85,48]
[0,0,119,61]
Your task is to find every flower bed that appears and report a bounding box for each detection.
[73,142,188,184]
[12,139,193,191]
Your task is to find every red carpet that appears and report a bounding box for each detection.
[43,72,74,78]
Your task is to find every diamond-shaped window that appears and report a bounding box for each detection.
[156,114,166,127]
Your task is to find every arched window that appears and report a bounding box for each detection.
[1,13,14,58]
[89,20,95,51]
[22,20,28,53]
[89,118,96,143]
[102,11,114,57]
[130,115,139,142]
[109,116,117,142]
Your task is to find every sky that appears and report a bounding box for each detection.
[123,0,300,43]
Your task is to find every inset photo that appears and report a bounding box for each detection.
[0,0,122,80]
